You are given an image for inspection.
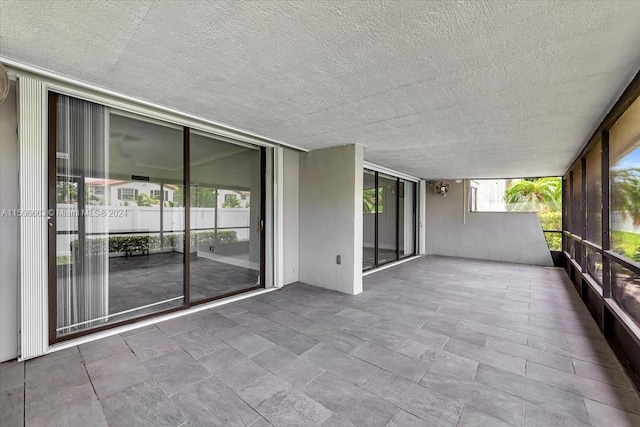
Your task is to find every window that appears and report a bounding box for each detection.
[94,187,104,195]
[150,190,169,200]
[469,179,510,212]
[585,141,602,245]
[571,166,582,236]
[610,95,640,263]
[469,178,562,250]
[118,188,137,200]
[468,186,477,212]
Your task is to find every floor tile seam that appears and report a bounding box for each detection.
[384,407,403,427]
[363,375,460,427]
[163,371,216,398]
[490,319,571,341]
[418,361,438,385]
[347,338,431,372]
[524,362,640,409]
[471,363,591,423]
[568,368,640,398]
[360,367,381,388]
[22,362,26,427]
[408,372,520,425]
[582,396,640,421]
[235,370,276,397]
[339,327,409,352]
[521,362,606,415]
[464,402,524,427]
[296,368,328,392]
[483,336,577,368]
[231,370,332,425]
[546,349,622,371]
[570,363,637,392]
[82,356,124,427]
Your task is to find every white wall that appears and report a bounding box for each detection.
[0,81,18,362]
[283,148,299,285]
[299,145,363,294]
[425,180,553,266]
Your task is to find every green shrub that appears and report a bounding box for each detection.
[537,211,562,251]
[70,230,239,255]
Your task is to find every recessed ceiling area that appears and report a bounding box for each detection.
[2,1,640,179]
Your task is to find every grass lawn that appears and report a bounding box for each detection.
[56,255,72,266]
[612,229,640,261]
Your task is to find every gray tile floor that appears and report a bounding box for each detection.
[2,256,640,426]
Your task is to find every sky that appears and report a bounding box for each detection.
[613,145,640,170]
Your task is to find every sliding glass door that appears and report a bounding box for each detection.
[189,131,263,303]
[362,169,417,271]
[49,93,265,341]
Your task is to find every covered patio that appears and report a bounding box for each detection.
[2,256,638,427]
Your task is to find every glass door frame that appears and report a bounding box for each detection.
[363,168,418,272]
[47,91,267,344]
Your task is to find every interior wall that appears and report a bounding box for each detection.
[282,147,299,285]
[0,81,18,362]
[299,144,363,294]
[425,180,553,266]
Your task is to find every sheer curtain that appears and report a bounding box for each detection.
[56,95,109,333]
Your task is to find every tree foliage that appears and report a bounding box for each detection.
[363,187,382,213]
[503,177,563,250]
[503,177,562,212]
[173,186,218,207]
[611,167,640,226]
[137,193,159,207]
[222,195,241,208]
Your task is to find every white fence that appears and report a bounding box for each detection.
[56,205,251,254]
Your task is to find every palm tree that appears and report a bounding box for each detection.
[363,189,376,213]
[222,195,241,208]
[503,177,562,212]
[611,167,640,226]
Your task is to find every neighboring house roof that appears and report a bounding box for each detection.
[85,179,178,190]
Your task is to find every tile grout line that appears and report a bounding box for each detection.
[22,361,26,427]
[80,347,111,426]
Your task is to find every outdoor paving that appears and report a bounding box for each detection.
[2,255,640,426]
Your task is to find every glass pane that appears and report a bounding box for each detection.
[610,95,640,263]
[399,180,416,258]
[571,166,582,236]
[584,248,603,286]
[56,96,184,337]
[612,262,640,327]
[363,170,376,270]
[563,175,569,251]
[189,131,261,302]
[585,141,602,245]
[378,173,398,265]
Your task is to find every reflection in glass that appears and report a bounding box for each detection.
[362,170,376,270]
[56,96,184,337]
[378,174,398,265]
[584,248,603,286]
[571,166,582,236]
[399,180,416,258]
[563,175,569,251]
[612,262,640,327]
[585,141,602,245]
[189,131,262,302]
[610,95,640,264]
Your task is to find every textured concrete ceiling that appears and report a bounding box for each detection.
[2,1,640,179]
